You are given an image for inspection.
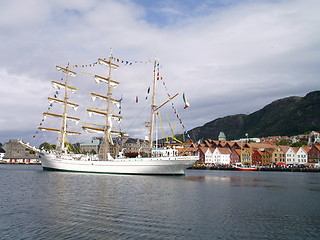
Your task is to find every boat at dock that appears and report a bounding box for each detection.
[38,55,198,175]
[233,163,258,171]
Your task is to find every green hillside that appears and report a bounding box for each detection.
[186,91,320,141]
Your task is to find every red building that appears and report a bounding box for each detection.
[308,144,320,164]
[230,149,241,165]
[252,150,263,166]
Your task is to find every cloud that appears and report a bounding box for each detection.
[0,68,49,142]
[0,0,319,145]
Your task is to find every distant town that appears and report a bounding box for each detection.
[1,130,320,168]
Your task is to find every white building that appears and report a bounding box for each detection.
[285,147,298,165]
[295,147,308,165]
[285,147,309,165]
[204,148,213,164]
[205,147,231,165]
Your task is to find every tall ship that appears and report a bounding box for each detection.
[38,55,198,175]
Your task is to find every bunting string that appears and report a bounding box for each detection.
[111,56,152,65]
[71,62,98,68]
[70,56,152,68]
[157,68,193,143]
[32,79,62,138]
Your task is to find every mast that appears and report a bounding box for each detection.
[148,60,158,151]
[59,65,70,153]
[39,65,80,152]
[104,55,113,161]
[56,65,78,153]
[82,56,122,160]
[95,56,119,161]
[147,60,179,151]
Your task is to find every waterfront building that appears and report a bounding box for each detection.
[308,144,320,164]
[80,137,101,153]
[198,145,208,164]
[211,148,220,165]
[252,150,263,165]
[262,149,273,165]
[217,147,231,165]
[241,148,251,165]
[196,137,319,167]
[230,149,241,165]
[204,147,213,165]
[2,139,39,163]
[211,147,231,165]
[123,138,149,157]
[296,146,309,165]
[272,146,287,164]
[200,146,231,165]
[284,147,297,165]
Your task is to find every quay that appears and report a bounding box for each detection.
[189,165,320,172]
[0,162,41,165]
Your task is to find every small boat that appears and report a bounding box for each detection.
[233,163,258,171]
[38,55,198,175]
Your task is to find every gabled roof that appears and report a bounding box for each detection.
[198,146,209,154]
[218,147,231,154]
[246,142,276,150]
[279,145,290,153]
[265,149,274,155]
[314,144,320,151]
[198,143,206,148]
[291,147,300,153]
[177,147,197,154]
[302,146,311,153]
[253,149,263,156]
[203,140,212,147]
[209,147,216,152]
[242,147,251,153]
[232,149,241,156]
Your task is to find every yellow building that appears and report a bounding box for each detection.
[262,150,273,165]
[241,148,252,165]
[272,146,286,164]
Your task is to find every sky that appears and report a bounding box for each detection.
[0,0,319,147]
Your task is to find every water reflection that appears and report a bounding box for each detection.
[185,171,270,183]
[1,166,320,239]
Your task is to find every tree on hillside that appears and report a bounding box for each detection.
[276,139,291,146]
[291,141,307,147]
[39,142,56,150]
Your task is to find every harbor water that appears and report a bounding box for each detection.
[1,164,320,239]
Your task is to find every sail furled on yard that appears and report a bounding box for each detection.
[42,112,80,124]
[48,97,79,111]
[93,75,119,87]
[89,92,121,108]
[82,56,124,158]
[39,65,81,152]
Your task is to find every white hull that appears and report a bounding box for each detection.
[40,153,198,175]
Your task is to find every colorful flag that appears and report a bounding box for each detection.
[183,93,190,109]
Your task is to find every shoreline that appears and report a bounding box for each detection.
[0,162,41,165]
[189,166,320,172]
[2,162,320,172]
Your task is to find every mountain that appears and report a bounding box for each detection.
[186,91,320,141]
